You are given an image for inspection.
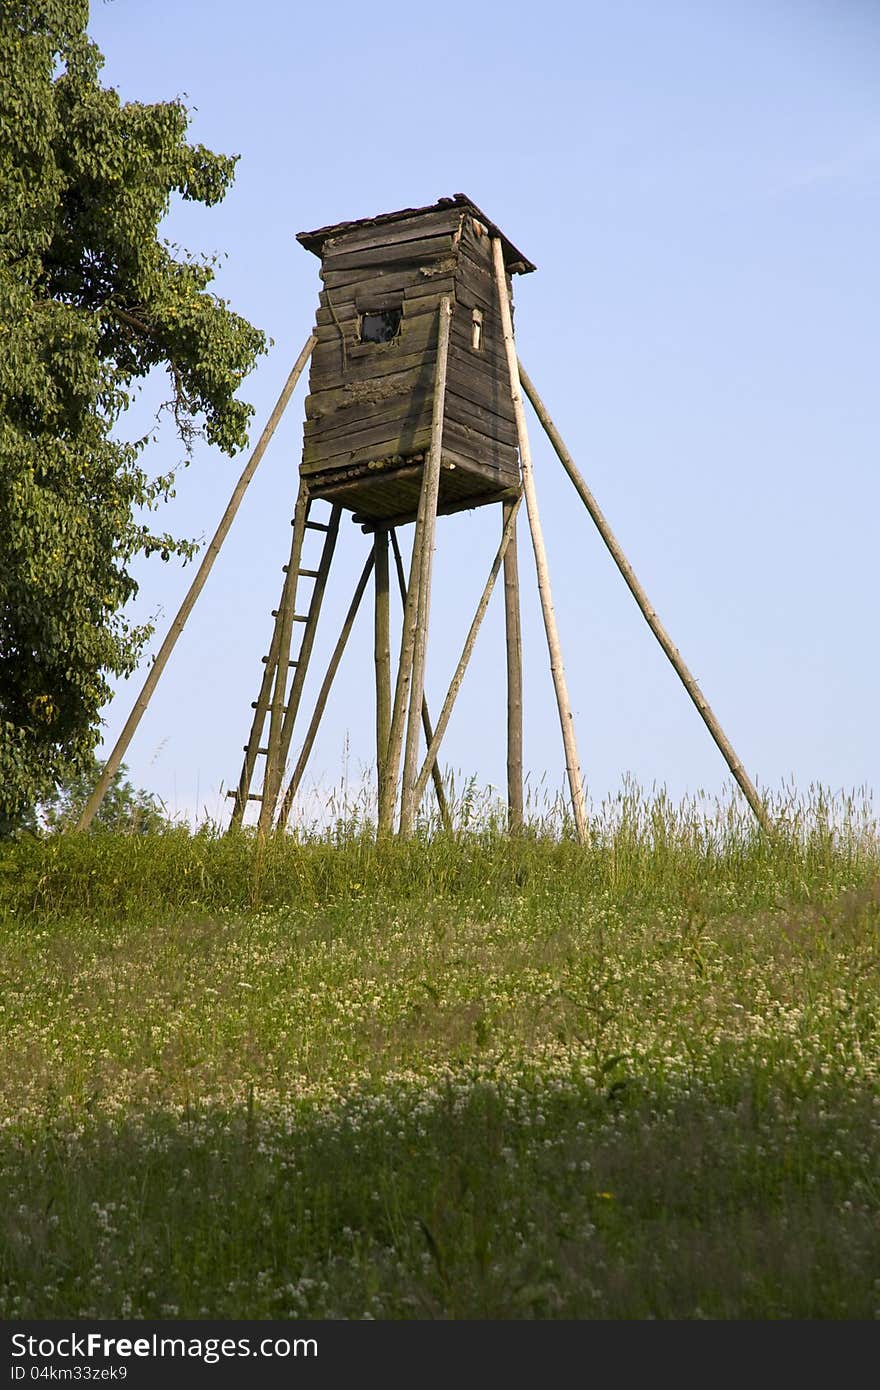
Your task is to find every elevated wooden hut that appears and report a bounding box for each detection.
[78,196,771,851]
[296,194,535,523]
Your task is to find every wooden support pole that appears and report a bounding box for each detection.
[379,300,452,837]
[390,530,451,832]
[502,497,524,833]
[374,528,391,803]
[277,549,375,827]
[517,360,774,837]
[378,493,426,835]
[76,335,317,833]
[399,296,454,837]
[259,482,311,832]
[492,239,588,845]
[413,496,522,809]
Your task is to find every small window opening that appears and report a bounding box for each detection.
[360,308,402,343]
[471,307,484,351]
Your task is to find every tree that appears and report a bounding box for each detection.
[0,1,266,836]
[38,756,169,834]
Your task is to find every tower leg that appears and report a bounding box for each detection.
[503,498,524,834]
[492,239,588,845]
[378,506,424,836]
[389,530,451,832]
[374,528,391,812]
[517,358,773,838]
[399,296,454,837]
[379,297,453,837]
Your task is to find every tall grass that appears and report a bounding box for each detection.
[3,780,876,924]
[1,783,878,1318]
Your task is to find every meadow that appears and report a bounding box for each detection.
[1,784,878,1320]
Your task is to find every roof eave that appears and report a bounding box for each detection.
[296,193,536,275]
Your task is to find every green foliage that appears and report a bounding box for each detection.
[0,1,266,832]
[36,756,169,835]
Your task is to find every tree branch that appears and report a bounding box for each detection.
[106,304,158,338]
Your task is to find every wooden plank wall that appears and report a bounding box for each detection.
[445,215,519,483]
[301,206,521,510]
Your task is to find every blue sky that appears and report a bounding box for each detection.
[86,0,879,826]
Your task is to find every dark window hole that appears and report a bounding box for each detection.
[360,308,402,343]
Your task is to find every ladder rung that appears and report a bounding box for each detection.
[299,568,320,578]
[226,791,262,801]
[245,746,269,755]
[262,656,298,666]
[305,520,330,531]
[270,611,309,621]
[252,701,289,712]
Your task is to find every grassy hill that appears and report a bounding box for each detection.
[1,787,878,1318]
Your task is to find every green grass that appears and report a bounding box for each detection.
[1,785,878,1318]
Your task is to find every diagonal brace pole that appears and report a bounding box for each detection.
[492,239,588,845]
[517,360,773,838]
[276,548,375,828]
[76,334,317,833]
[413,495,522,809]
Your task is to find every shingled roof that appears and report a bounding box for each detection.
[297,193,536,275]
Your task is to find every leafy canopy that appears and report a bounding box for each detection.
[0,1,266,834]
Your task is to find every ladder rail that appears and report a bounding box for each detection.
[276,546,375,828]
[229,489,337,828]
[267,504,342,826]
[260,485,312,829]
[228,509,305,827]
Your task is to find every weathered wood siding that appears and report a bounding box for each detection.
[444,214,519,483]
[300,203,525,522]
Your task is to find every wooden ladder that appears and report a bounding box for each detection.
[228,485,341,829]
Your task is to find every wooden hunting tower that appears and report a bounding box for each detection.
[296,194,535,523]
[78,194,772,848]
